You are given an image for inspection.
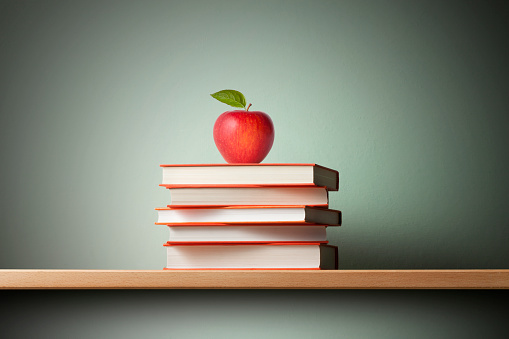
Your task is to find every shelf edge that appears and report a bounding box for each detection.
[1,269,508,289]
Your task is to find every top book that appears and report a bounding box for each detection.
[160,164,339,191]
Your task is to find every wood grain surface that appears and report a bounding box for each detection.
[1,269,508,289]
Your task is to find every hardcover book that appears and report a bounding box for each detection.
[155,205,342,226]
[164,242,338,269]
[156,162,342,270]
[165,186,328,207]
[167,225,328,242]
[160,163,339,191]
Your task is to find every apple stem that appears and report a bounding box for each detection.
[246,103,252,111]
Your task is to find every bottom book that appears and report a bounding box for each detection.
[163,242,338,270]
[167,225,328,242]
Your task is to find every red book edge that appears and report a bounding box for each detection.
[162,204,329,210]
[162,267,322,270]
[156,222,337,226]
[160,163,319,167]
[163,241,329,246]
[158,223,333,227]
[166,224,330,227]
[163,185,329,189]
[155,205,338,211]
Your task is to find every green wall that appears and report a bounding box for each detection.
[3,290,508,338]
[1,0,508,337]
[2,0,507,270]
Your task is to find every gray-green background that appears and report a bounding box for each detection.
[1,0,508,337]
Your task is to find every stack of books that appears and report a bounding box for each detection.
[155,163,341,269]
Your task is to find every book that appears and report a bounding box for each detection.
[160,163,339,191]
[155,205,342,225]
[163,242,338,269]
[166,186,328,207]
[168,225,328,242]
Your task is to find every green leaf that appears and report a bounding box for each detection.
[210,89,246,109]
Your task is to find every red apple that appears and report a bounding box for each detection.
[213,110,275,163]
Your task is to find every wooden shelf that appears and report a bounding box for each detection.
[1,269,508,289]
